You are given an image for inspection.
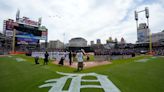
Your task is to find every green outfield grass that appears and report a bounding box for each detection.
[0,55,164,92]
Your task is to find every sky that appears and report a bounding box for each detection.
[0,0,164,44]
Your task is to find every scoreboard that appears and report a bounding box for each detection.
[3,12,48,51]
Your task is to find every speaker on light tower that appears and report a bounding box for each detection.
[145,7,149,18]
[16,9,20,21]
[134,11,138,21]
[38,17,42,26]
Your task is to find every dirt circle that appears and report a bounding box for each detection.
[52,60,111,69]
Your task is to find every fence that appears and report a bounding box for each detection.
[94,55,132,61]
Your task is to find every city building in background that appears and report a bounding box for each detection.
[151,31,164,46]
[69,37,87,47]
[68,37,93,52]
[49,40,64,49]
[40,42,49,50]
[104,37,115,49]
[90,41,94,46]
[120,37,126,44]
[96,39,101,44]
[106,37,113,43]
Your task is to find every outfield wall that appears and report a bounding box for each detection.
[94,55,132,61]
[32,52,132,62]
[32,52,70,61]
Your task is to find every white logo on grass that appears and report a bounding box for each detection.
[135,59,149,62]
[39,72,121,92]
[135,57,156,63]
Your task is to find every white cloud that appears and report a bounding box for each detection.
[0,0,164,44]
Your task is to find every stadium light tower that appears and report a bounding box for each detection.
[134,7,152,55]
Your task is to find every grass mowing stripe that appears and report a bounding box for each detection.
[81,76,97,80]
[81,81,101,85]
[62,78,72,91]
[81,88,104,92]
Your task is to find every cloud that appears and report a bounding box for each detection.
[0,0,164,44]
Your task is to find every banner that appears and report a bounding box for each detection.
[5,30,13,36]
[17,17,39,27]
[17,38,38,45]
[16,30,46,40]
[32,52,70,61]
[6,19,14,30]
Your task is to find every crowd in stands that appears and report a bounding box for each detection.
[153,47,164,56]
[1,44,164,56]
[94,47,164,56]
[94,49,136,55]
